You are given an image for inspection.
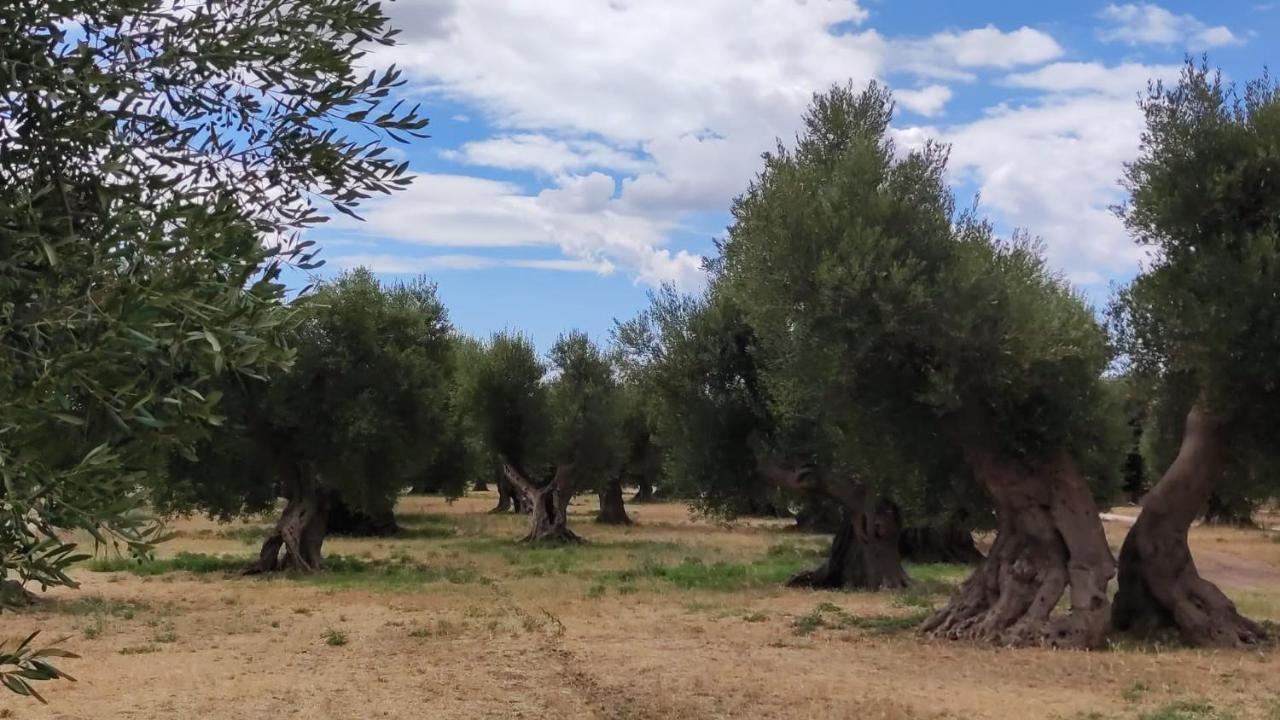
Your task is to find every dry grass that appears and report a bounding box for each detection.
[3,492,1279,719]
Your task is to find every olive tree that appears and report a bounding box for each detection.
[710,82,1126,645]
[466,332,623,542]
[157,269,459,571]
[1109,62,1280,646]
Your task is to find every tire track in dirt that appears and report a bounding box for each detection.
[487,574,698,720]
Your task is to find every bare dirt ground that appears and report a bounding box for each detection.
[4,494,1280,720]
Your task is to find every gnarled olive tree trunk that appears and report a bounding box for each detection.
[503,462,581,543]
[922,444,1114,648]
[1112,405,1266,646]
[246,469,328,574]
[596,474,632,525]
[900,524,983,565]
[491,464,527,514]
[767,467,909,591]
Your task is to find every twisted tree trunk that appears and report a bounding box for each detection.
[503,462,581,543]
[596,474,632,525]
[922,442,1114,649]
[900,524,983,565]
[767,467,908,590]
[491,464,526,514]
[1112,405,1266,646]
[246,469,328,574]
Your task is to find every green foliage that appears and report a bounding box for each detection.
[1111,62,1280,487]
[632,82,1125,527]
[2,0,427,697]
[721,81,1119,483]
[157,269,460,522]
[464,330,624,493]
[463,332,550,473]
[87,551,483,590]
[322,629,348,647]
[0,632,77,703]
[619,287,779,515]
[1138,700,1234,720]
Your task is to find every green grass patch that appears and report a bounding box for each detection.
[86,551,484,591]
[47,595,147,619]
[606,555,809,591]
[454,537,686,575]
[87,552,246,575]
[1138,700,1236,720]
[1124,681,1151,703]
[394,512,458,539]
[791,602,927,637]
[323,628,348,646]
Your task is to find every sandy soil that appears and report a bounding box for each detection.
[3,494,1279,720]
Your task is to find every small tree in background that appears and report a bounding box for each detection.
[1109,62,1280,646]
[467,332,623,542]
[157,269,460,571]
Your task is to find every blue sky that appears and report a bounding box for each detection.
[300,1,1278,351]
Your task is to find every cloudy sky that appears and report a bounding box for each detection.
[306,0,1278,350]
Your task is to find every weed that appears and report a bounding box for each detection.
[1125,682,1151,703]
[53,595,147,620]
[119,644,160,655]
[82,614,107,639]
[323,628,348,646]
[585,584,607,599]
[743,611,769,623]
[1138,700,1235,720]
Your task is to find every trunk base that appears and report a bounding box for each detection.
[596,479,633,525]
[1113,515,1266,646]
[244,482,328,574]
[922,452,1114,649]
[788,502,909,591]
[1112,405,1266,647]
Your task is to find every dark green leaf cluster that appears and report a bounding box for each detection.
[464,330,623,491]
[1111,61,1280,481]
[158,269,460,519]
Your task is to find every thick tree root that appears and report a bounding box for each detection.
[922,449,1114,649]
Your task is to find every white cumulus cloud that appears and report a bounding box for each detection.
[1098,4,1243,49]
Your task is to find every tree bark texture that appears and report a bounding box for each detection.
[922,443,1115,649]
[503,462,581,543]
[767,466,909,591]
[596,474,632,525]
[246,469,329,574]
[1112,404,1266,647]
